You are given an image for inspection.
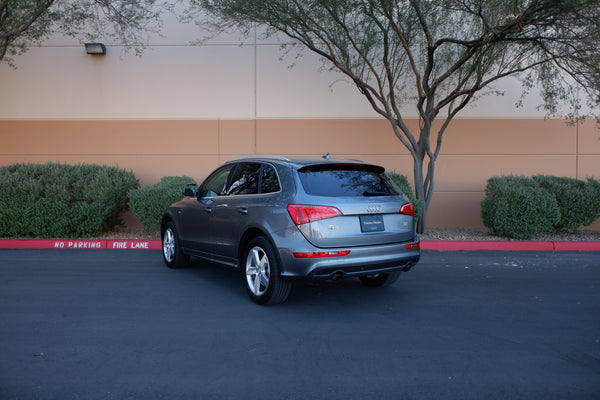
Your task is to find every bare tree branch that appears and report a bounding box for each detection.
[193,0,600,232]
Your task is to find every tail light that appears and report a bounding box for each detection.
[293,250,351,258]
[287,204,343,225]
[400,202,415,217]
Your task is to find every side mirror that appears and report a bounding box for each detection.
[182,183,197,197]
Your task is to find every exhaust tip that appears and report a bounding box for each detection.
[401,263,413,272]
[328,270,345,282]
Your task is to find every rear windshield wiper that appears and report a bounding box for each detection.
[362,191,389,196]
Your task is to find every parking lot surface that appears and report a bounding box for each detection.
[1,250,599,400]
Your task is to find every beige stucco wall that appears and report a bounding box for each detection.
[0,25,549,121]
[1,18,598,230]
[1,118,598,229]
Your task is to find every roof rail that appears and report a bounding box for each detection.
[226,155,292,162]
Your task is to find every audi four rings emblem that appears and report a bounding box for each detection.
[366,205,382,213]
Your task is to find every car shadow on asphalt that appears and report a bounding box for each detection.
[174,257,411,308]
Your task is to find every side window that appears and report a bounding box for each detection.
[226,163,260,195]
[260,165,280,194]
[200,165,234,197]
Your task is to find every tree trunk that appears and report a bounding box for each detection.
[420,154,436,235]
[412,125,436,235]
[413,151,427,234]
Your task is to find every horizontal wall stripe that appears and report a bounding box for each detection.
[1,118,598,229]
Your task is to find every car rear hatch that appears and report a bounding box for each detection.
[288,163,416,248]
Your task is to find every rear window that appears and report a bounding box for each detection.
[298,164,401,197]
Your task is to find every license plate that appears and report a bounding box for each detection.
[360,215,385,232]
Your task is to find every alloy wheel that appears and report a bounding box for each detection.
[163,228,175,263]
[245,246,270,296]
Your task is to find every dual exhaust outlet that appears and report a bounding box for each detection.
[325,262,414,282]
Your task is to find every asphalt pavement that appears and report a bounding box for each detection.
[1,250,599,400]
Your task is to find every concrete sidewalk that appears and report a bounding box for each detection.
[1,238,599,251]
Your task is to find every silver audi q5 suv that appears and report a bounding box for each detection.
[161,156,420,305]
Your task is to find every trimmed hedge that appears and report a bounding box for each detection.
[387,171,423,221]
[532,175,600,232]
[481,175,600,239]
[0,162,139,238]
[128,176,196,233]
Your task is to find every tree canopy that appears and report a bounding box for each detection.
[194,0,600,232]
[0,0,168,66]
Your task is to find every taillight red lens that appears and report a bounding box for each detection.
[287,204,343,225]
[400,202,415,217]
[293,250,351,258]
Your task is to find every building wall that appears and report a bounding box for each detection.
[2,117,598,228]
[1,21,598,229]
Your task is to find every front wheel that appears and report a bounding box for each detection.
[359,270,401,287]
[162,221,189,269]
[243,236,291,305]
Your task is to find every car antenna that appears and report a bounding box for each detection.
[323,152,330,160]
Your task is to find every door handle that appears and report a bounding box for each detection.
[238,207,248,215]
[205,207,212,214]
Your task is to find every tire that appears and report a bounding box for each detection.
[243,236,291,305]
[162,221,189,269]
[359,270,401,287]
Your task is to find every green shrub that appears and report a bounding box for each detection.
[129,176,196,233]
[481,175,560,239]
[0,162,139,238]
[533,175,600,232]
[585,177,600,221]
[387,171,423,221]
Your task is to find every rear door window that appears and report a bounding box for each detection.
[226,163,261,195]
[298,164,400,197]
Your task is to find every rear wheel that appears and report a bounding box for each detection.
[359,270,401,287]
[243,236,291,305]
[162,221,189,269]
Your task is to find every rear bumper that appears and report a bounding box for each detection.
[277,240,420,280]
[308,255,420,280]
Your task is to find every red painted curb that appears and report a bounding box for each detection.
[0,239,598,251]
[0,239,162,250]
[420,241,555,251]
[552,241,600,252]
[420,240,600,251]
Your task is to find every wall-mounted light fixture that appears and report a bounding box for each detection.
[84,43,106,55]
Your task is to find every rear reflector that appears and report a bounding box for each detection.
[293,250,351,258]
[287,204,343,225]
[405,243,420,249]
